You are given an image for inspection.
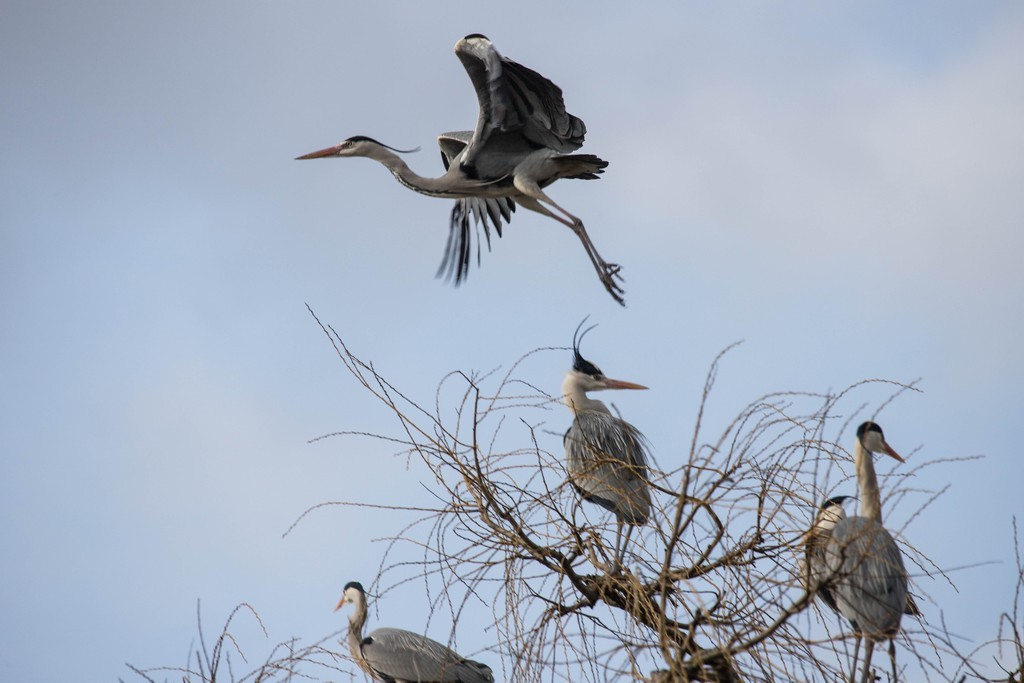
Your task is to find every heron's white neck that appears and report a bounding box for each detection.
[854,440,883,522]
[814,506,844,535]
[362,145,457,198]
[346,593,368,664]
[562,373,609,415]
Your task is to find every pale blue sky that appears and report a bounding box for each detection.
[2,2,1022,681]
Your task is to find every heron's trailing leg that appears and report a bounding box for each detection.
[888,639,898,683]
[516,191,625,305]
[547,205,625,305]
[568,215,626,306]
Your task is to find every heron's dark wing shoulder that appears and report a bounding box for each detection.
[362,628,493,683]
[437,131,473,170]
[454,35,586,165]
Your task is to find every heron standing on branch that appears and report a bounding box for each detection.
[562,321,651,570]
[807,422,919,683]
[336,581,494,683]
[296,34,623,304]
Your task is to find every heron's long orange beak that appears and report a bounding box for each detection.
[296,145,343,160]
[334,597,346,612]
[601,378,648,391]
[882,441,904,462]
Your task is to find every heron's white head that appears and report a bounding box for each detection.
[455,33,494,57]
[856,421,904,462]
[335,581,367,612]
[562,319,647,412]
[812,495,852,533]
[563,363,648,394]
[296,136,419,160]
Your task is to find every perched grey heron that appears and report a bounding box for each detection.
[805,494,920,618]
[296,34,623,304]
[336,581,494,683]
[809,422,918,683]
[803,494,854,613]
[562,321,651,569]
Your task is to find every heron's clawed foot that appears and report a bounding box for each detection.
[597,262,626,306]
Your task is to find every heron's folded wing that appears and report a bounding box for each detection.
[825,518,909,636]
[564,412,651,524]
[363,628,492,683]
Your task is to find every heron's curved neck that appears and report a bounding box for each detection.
[562,375,609,415]
[346,595,368,663]
[854,441,883,522]
[364,146,452,198]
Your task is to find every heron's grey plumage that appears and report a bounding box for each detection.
[805,495,918,620]
[338,582,494,683]
[825,516,909,639]
[454,37,586,169]
[564,410,651,525]
[561,321,651,567]
[809,422,916,683]
[296,34,622,304]
[804,495,850,612]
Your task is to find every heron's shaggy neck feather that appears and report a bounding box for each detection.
[346,593,369,668]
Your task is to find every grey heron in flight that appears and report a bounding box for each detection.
[296,34,623,304]
[336,581,494,683]
[562,321,651,570]
[806,422,919,683]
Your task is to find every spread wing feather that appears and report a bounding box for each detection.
[455,36,586,174]
[435,132,515,284]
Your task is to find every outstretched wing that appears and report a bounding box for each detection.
[435,131,516,285]
[362,627,493,683]
[454,34,586,172]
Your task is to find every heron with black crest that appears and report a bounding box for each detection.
[561,319,651,570]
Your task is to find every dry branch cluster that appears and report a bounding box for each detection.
[126,320,1024,683]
